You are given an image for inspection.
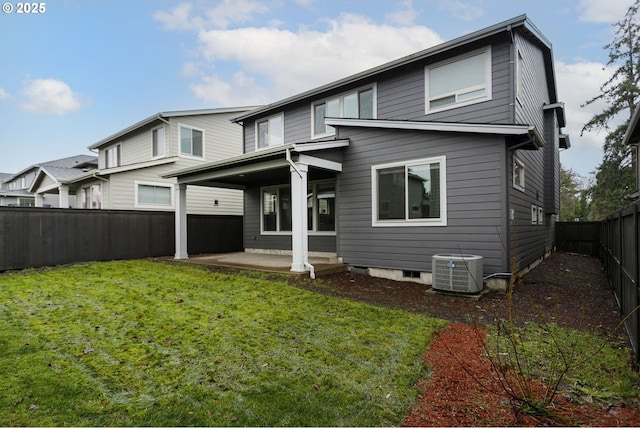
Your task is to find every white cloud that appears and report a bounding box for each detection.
[577,0,635,23]
[191,13,442,104]
[154,0,269,31]
[0,87,9,100]
[21,78,85,116]
[386,0,419,26]
[436,0,484,21]
[555,60,617,151]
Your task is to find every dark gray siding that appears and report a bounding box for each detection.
[335,126,509,275]
[514,30,548,131]
[242,37,517,153]
[508,147,554,270]
[378,39,514,124]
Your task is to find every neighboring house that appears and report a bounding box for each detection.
[1,155,98,208]
[85,107,258,214]
[165,15,570,284]
[623,106,640,200]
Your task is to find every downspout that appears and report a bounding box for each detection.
[285,148,315,279]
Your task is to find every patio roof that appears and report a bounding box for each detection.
[162,139,349,188]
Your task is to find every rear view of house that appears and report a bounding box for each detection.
[166,15,569,285]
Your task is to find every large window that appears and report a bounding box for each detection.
[262,181,336,233]
[152,127,165,157]
[136,182,173,207]
[513,157,525,192]
[313,86,375,137]
[180,125,204,157]
[81,185,101,209]
[105,144,121,168]
[425,47,491,112]
[256,114,283,149]
[372,156,447,226]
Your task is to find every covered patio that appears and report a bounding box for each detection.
[163,140,349,278]
[175,251,347,277]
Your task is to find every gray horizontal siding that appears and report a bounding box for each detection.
[335,126,509,275]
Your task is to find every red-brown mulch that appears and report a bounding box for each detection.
[402,323,640,427]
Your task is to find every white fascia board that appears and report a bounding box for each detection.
[28,167,57,193]
[325,118,534,136]
[98,157,178,176]
[292,139,350,152]
[297,154,342,172]
[177,159,289,185]
[624,107,640,145]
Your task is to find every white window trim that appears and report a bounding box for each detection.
[513,157,525,192]
[151,126,166,159]
[178,123,206,159]
[371,156,447,227]
[425,46,492,114]
[255,113,285,151]
[260,181,337,235]
[134,180,174,209]
[516,48,524,104]
[105,144,122,169]
[260,185,290,235]
[311,83,377,139]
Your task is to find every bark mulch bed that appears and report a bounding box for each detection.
[290,251,640,426]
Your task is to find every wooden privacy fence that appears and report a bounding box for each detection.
[600,203,640,367]
[0,207,243,271]
[555,221,601,256]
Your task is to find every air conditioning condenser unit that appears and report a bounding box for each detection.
[432,254,483,293]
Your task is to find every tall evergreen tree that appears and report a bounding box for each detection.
[560,165,591,221]
[582,0,640,219]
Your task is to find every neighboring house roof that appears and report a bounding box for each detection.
[7,154,97,182]
[88,106,262,150]
[623,107,640,146]
[0,173,13,183]
[232,14,555,123]
[26,155,98,193]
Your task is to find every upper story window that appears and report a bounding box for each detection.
[312,86,375,138]
[372,156,447,227]
[152,127,165,158]
[425,47,491,113]
[513,157,525,192]
[105,144,121,168]
[256,114,283,150]
[516,49,524,101]
[180,125,204,158]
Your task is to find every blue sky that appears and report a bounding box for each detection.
[0,0,635,180]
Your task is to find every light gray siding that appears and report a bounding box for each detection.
[335,126,509,275]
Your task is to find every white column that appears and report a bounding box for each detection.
[58,185,70,208]
[174,183,189,260]
[290,163,309,273]
[35,193,44,207]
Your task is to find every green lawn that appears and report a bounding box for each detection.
[0,260,447,426]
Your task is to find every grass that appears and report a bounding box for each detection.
[486,321,639,405]
[0,260,447,426]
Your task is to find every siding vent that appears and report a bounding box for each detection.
[402,270,421,279]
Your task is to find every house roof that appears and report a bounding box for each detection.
[623,107,640,146]
[88,106,262,150]
[6,154,98,183]
[27,155,99,193]
[232,14,556,123]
